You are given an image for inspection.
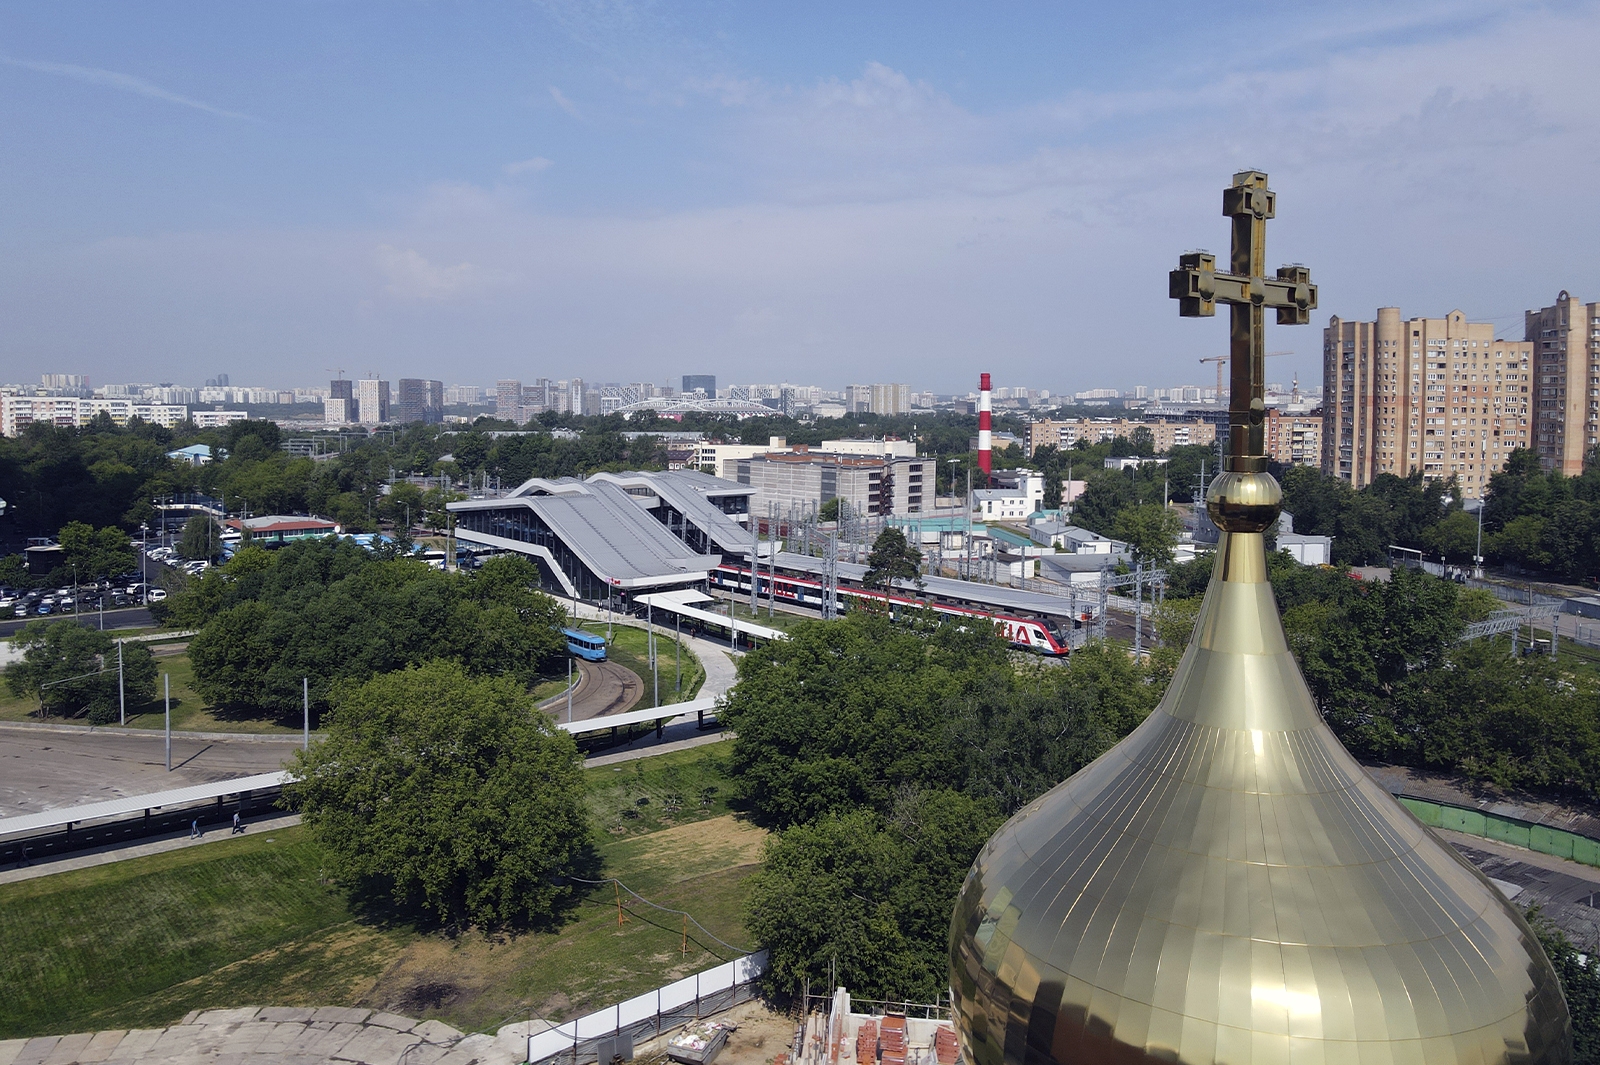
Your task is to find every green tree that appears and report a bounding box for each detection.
[286,660,588,929]
[720,614,1003,828]
[863,527,923,595]
[818,497,842,523]
[57,521,136,581]
[1527,908,1600,1063]
[1112,503,1182,568]
[1424,510,1480,563]
[745,790,1002,1001]
[184,540,566,717]
[4,621,156,723]
[177,515,222,561]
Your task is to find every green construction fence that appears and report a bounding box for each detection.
[1397,795,1600,868]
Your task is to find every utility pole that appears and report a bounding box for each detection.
[164,674,171,771]
[1133,560,1144,659]
[118,641,125,726]
[750,514,760,615]
[303,677,310,750]
[675,611,682,694]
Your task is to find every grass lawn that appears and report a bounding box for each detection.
[572,621,705,706]
[0,644,302,735]
[0,746,760,1040]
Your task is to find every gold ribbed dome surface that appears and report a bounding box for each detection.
[949,528,1571,1065]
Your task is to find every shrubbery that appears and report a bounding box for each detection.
[171,539,567,717]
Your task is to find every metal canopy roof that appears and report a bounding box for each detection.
[590,470,756,556]
[0,771,290,839]
[450,479,721,588]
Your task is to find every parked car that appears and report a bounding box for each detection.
[13,603,29,617]
[147,588,168,602]
[35,602,53,615]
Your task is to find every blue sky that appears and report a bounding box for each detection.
[2,1,1597,394]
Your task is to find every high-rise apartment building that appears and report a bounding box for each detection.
[682,374,716,396]
[394,379,444,424]
[1322,308,1531,498]
[330,378,353,403]
[496,379,522,421]
[356,378,390,425]
[1526,290,1600,475]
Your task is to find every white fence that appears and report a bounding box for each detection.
[527,951,768,1065]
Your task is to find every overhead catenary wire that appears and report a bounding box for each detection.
[563,874,755,956]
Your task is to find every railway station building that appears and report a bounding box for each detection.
[447,476,724,600]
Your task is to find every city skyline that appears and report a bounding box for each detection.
[2,3,1597,391]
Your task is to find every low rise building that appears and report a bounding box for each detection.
[225,515,338,545]
[734,451,929,517]
[1029,417,1216,454]
[191,410,248,429]
[0,396,191,435]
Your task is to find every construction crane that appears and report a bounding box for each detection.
[1199,350,1291,400]
[324,367,346,380]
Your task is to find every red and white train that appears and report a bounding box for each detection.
[709,563,1079,656]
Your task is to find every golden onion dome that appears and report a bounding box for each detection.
[949,472,1571,1065]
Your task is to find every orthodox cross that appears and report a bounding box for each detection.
[1169,170,1316,471]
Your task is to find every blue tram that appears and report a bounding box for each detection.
[563,627,608,661]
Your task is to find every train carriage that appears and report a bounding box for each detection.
[709,563,1077,656]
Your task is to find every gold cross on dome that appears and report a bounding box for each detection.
[1169,170,1317,470]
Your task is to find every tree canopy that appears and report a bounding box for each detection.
[287,659,588,929]
[4,621,156,724]
[746,792,1002,1002]
[177,539,567,717]
[863,527,923,593]
[726,612,1168,1000]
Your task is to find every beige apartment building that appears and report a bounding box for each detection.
[1264,409,1323,468]
[1527,290,1600,475]
[1028,417,1216,454]
[1322,308,1531,499]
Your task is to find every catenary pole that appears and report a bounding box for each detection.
[118,640,125,726]
[164,674,171,771]
[303,677,310,750]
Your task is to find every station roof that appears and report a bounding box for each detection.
[590,470,755,556]
[636,589,786,641]
[449,478,721,589]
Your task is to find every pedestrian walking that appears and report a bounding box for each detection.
[231,812,242,834]
[190,819,200,839]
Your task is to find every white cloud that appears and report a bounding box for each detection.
[5,4,1600,390]
[2,56,253,119]
[548,86,581,118]
[374,246,481,300]
[503,157,555,177]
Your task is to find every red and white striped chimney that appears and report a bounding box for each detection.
[977,372,992,475]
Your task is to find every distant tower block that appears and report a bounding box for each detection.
[977,373,992,474]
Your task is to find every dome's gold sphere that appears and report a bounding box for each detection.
[1205,470,1283,533]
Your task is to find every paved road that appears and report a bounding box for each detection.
[0,725,305,818]
[0,607,154,639]
[540,660,642,723]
